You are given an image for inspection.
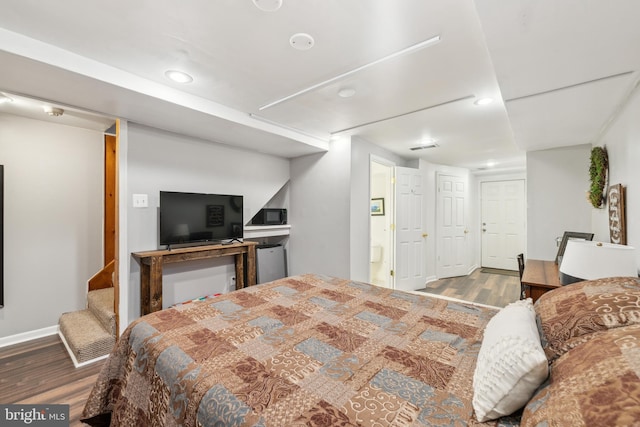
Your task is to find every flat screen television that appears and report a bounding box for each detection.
[159,191,243,248]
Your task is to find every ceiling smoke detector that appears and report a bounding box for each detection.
[290,33,314,51]
[43,106,64,117]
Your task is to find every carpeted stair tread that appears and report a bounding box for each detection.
[59,309,115,364]
[87,287,116,336]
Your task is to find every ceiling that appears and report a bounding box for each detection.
[0,0,639,171]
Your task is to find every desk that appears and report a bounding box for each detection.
[522,259,561,303]
[133,242,257,315]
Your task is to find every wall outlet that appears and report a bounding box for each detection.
[229,276,236,292]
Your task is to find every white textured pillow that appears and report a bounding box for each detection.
[472,298,549,422]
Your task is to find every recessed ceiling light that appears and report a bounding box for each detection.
[289,33,315,51]
[165,70,193,84]
[487,160,496,168]
[474,97,494,106]
[252,0,282,12]
[338,88,356,98]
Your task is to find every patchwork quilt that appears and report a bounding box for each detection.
[83,274,507,426]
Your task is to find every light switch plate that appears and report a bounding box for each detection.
[132,194,148,208]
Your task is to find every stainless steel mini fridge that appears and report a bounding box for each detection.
[256,244,287,284]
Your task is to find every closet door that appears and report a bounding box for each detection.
[395,166,426,291]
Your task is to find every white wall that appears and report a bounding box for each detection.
[125,124,290,321]
[592,83,640,270]
[526,144,592,260]
[289,137,352,278]
[0,114,103,339]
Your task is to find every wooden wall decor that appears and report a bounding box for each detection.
[608,183,626,245]
[589,146,608,208]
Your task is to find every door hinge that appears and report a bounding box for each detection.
[390,224,395,231]
[391,177,396,184]
[390,270,394,277]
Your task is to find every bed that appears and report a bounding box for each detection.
[82,274,640,426]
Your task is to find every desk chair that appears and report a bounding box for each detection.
[517,253,527,299]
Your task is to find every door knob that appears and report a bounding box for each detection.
[482,228,486,232]
[422,233,428,238]
[464,229,469,234]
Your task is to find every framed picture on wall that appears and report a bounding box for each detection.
[371,198,385,216]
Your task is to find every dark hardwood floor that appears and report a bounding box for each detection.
[418,267,521,307]
[0,334,104,426]
[0,270,517,426]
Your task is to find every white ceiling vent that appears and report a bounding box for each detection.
[410,143,439,151]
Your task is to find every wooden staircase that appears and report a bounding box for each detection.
[58,261,117,367]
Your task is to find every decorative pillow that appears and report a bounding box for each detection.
[521,323,640,426]
[472,299,549,422]
[535,276,640,361]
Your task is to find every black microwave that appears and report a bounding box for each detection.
[252,208,287,225]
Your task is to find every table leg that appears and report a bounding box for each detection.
[235,253,244,290]
[140,262,151,315]
[247,245,256,286]
[149,256,163,313]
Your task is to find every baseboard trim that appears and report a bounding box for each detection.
[0,325,59,348]
[467,264,478,276]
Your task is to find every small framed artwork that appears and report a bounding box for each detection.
[555,231,594,264]
[608,183,626,245]
[371,198,385,216]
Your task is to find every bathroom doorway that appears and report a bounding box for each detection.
[369,157,395,288]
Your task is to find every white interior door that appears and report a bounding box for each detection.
[481,180,526,270]
[436,173,469,278]
[394,167,426,291]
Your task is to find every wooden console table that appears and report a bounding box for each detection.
[133,241,257,315]
[522,259,561,303]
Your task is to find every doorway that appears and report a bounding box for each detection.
[369,158,394,288]
[480,180,526,270]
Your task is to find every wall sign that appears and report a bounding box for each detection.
[608,183,626,245]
